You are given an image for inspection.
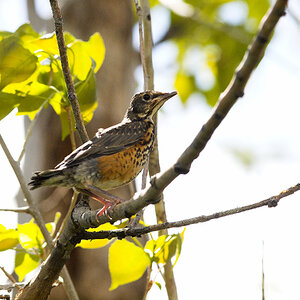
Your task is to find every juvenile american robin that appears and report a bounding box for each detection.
[29,90,177,216]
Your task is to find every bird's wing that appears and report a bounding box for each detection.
[55,120,152,169]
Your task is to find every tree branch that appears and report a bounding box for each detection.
[138,1,178,299]
[0,207,32,215]
[82,183,300,240]
[49,0,89,143]
[0,134,78,300]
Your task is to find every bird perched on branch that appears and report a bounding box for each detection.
[29,90,177,217]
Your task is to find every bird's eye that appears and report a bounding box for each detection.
[143,94,150,101]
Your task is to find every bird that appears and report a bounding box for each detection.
[29,90,177,217]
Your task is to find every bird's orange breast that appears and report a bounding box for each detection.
[96,128,154,190]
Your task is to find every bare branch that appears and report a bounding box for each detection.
[0,134,78,300]
[17,102,45,163]
[65,105,76,151]
[55,191,78,241]
[0,284,25,292]
[0,207,32,215]
[0,266,22,291]
[138,0,178,298]
[0,134,52,246]
[49,0,89,143]
[82,183,300,240]
[133,0,148,89]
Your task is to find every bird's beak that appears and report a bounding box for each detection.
[160,91,177,102]
[150,91,177,117]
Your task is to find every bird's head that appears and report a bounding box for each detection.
[126,90,177,121]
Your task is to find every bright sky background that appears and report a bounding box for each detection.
[0,0,300,299]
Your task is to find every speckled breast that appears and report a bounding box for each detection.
[95,126,155,190]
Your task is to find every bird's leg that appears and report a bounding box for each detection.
[76,185,126,218]
[84,185,126,204]
[76,188,114,218]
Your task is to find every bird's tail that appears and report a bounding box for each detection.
[28,169,65,190]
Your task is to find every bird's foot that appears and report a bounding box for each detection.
[77,185,125,220]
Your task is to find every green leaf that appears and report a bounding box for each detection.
[0,36,37,89]
[77,223,117,249]
[15,252,40,281]
[0,224,19,251]
[145,230,185,266]
[109,240,151,290]
[0,86,53,121]
[155,281,162,290]
[15,23,40,42]
[0,92,19,120]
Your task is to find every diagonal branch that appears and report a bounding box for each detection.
[0,134,78,300]
[82,183,300,240]
[49,0,89,143]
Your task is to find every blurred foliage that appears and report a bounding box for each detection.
[0,24,105,139]
[0,217,58,281]
[156,0,269,106]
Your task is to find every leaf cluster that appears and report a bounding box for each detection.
[0,216,58,281]
[0,24,105,139]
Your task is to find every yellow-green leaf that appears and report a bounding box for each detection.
[17,219,53,250]
[84,33,105,73]
[145,231,185,266]
[0,225,19,251]
[77,223,117,249]
[68,41,91,81]
[15,252,40,281]
[15,23,40,43]
[29,32,59,56]
[109,240,150,290]
[174,71,195,104]
[0,36,37,89]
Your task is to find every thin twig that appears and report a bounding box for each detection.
[133,0,149,204]
[55,191,78,241]
[0,284,25,292]
[83,183,300,240]
[0,266,21,291]
[131,0,151,229]
[0,134,79,300]
[0,134,52,246]
[65,105,76,151]
[49,0,89,143]
[139,1,178,298]
[0,207,32,215]
[133,0,148,87]
[18,110,42,163]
